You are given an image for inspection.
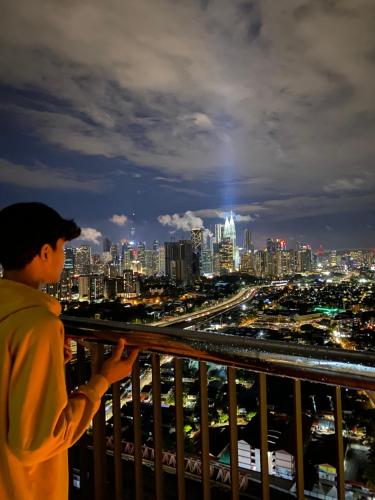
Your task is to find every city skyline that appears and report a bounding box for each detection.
[1,0,375,248]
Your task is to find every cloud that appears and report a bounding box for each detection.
[154,176,181,183]
[0,158,110,192]
[79,227,102,244]
[159,184,208,198]
[1,0,375,246]
[234,214,255,222]
[109,214,128,226]
[1,0,374,194]
[192,192,375,222]
[323,177,365,192]
[157,211,204,231]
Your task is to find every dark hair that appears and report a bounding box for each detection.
[0,202,81,270]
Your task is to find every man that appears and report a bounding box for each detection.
[0,202,138,499]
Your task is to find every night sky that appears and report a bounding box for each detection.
[1,0,374,250]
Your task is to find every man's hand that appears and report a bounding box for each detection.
[100,338,139,385]
[64,337,73,364]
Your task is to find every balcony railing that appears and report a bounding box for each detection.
[63,316,375,500]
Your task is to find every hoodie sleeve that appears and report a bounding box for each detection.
[8,312,109,466]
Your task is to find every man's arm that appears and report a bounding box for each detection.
[8,313,109,466]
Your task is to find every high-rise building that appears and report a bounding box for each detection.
[201,230,213,275]
[267,238,286,254]
[103,237,112,253]
[223,213,237,269]
[191,228,204,276]
[75,245,91,275]
[243,228,254,253]
[223,213,237,247]
[240,252,254,274]
[215,224,224,244]
[212,242,221,276]
[137,242,146,271]
[165,240,193,285]
[123,269,136,296]
[110,244,119,264]
[64,247,75,272]
[219,237,233,274]
[158,246,166,275]
[297,246,313,272]
[78,275,90,299]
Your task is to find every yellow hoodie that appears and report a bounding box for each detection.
[0,279,109,499]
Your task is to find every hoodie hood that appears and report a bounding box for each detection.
[0,279,61,321]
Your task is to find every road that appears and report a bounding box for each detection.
[150,286,257,327]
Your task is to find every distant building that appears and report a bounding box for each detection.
[243,228,254,253]
[75,245,91,274]
[219,237,233,274]
[103,237,112,253]
[191,228,204,276]
[164,240,193,285]
[215,223,224,244]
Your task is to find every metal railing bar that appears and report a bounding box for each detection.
[152,353,164,500]
[293,379,304,500]
[228,366,239,500]
[199,361,211,500]
[112,381,122,499]
[63,317,375,391]
[334,386,345,500]
[91,344,107,500]
[174,357,186,500]
[131,359,143,500]
[259,373,269,500]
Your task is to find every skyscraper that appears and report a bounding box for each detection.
[165,240,193,285]
[243,228,254,253]
[191,228,203,276]
[223,212,238,270]
[219,237,233,274]
[214,223,224,244]
[103,237,112,253]
[75,245,91,275]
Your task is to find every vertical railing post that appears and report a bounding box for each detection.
[131,358,143,500]
[174,357,186,500]
[293,379,305,500]
[91,343,107,500]
[228,366,239,500]
[112,381,123,499]
[199,361,210,500]
[334,386,345,500]
[152,353,164,500]
[258,373,269,500]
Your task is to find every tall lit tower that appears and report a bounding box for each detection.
[130,212,136,239]
[223,212,236,247]
[223,212,238,269]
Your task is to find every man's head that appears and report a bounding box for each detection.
[0,202,81,282]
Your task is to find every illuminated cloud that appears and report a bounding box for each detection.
[109,214,128,226]
[158,211,204,232]
[235,214,255,222]
[79,227,102,244]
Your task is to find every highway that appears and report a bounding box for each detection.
[150,286,257,327]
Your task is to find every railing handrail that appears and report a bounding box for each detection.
[63,315,375,390]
